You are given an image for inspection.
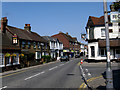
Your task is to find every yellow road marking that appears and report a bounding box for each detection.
[79,75,102,89]
[77,62,81,66]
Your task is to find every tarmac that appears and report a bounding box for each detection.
[80,62,120,90]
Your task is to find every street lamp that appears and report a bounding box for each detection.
[103,0,113,89]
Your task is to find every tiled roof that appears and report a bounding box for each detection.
[1,33,20,50]
[42,36,57,42]
[60,32,75,42]
[87,15,111,27]
[6,25,47,43]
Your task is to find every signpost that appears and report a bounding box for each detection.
[103,0,113,89]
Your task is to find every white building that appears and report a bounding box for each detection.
[86,13,120,61]
[43,36,63,59]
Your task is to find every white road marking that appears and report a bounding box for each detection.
[0,86,7,89]
[49,66,58,71]
[24,71,45,80]
[59,64,64,66]
[85,69,88,72]
[88,73,91,76]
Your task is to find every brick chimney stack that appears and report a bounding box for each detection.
[66,32,68,35]
[24,24,31,32]
[1,17,8,33]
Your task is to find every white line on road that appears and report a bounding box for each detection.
[59,64,64,66]
[0,86,7,89]
[49,66,58,71]
[24,71,45,80]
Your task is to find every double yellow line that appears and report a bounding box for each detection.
[77,62,103,89]
[79,75,102,89]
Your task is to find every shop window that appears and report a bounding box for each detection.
[99,48,106,57]
[116,50,120,54]
[0,53,4,65]
[5,57,10,65]
[12,56,17,63]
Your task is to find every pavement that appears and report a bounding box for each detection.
[80,61,120,90]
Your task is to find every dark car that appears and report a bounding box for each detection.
[60,56,69,62]
[75,54,80,58]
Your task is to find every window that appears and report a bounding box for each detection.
[22,41,26,49]
[5,57,10,65]
[38,42,40,49]
[0,53,4,65]
[101,29,105,37]
[91,46,95,57]
[12,56,17,63]
[28,42,31,49]
[119,29,120,32]
[34,42,36,49]
[116,49,120,54]
[99,48,107,57]
[109,29,113,33]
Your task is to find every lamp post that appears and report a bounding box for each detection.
[103,0,113,89]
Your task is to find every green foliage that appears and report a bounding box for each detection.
[41,55,51,63]
[5,53,10,57]
[113,2,120,11]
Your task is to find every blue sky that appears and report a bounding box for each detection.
[2,2,111,43]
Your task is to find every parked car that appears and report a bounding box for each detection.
[75,54,80,58]
[60,56,69,62]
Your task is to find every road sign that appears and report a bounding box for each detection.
[110,11,120,23]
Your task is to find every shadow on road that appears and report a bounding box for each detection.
[99,68,120,89]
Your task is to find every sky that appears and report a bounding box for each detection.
[2,2,112,43]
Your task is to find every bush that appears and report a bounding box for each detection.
[41,55,51,63]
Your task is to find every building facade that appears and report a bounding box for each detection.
[1,17,49,68]
[86,14,120,61]
[43,36,63,60]
[52,32,80,58]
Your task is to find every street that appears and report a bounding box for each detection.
[1,58,119,89]
[2,58,83,89]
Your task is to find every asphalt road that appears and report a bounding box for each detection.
[1,58,119,89]
[2,58,83,89]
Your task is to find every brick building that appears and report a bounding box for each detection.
[1,17,49,69]
[52,32,80,58]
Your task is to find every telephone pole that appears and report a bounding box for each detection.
[103,0,113,89]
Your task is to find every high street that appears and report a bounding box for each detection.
[1,58,119,89]
[2,58,83,89]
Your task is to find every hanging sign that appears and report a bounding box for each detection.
[12,34,18,45]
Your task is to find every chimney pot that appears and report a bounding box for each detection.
[1,17,8,33]
[24,24,31,32]
[66,32,68,35]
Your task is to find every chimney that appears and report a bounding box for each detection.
[66,32,68,35]
[59,31,63,34]
[1,17,8,33]
[24,24,31,32]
